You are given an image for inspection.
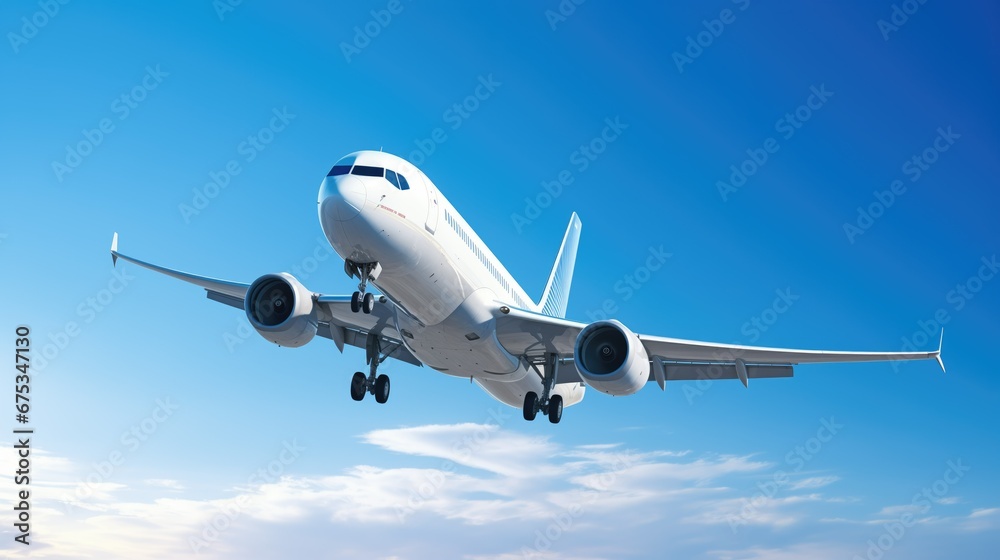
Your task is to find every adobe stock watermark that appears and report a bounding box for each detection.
[853,458,969,560]
[685,287,800,404]
[717,84,834,201]
[178,106,295,223]
[544,0,587,31]
[672,0,751,73]
[62,397,179,512]
[189,439,306,553]
[213,0,244,21]
[891,253,996,372]
[34,267,137,373]
[728,416,842,532]
[7,0,72,54]
[511,116,628,233]
[408,74,501,166]
[518,451,636,558]
[584,245,672,322]
[877,0,930,41]
[395,407,513,522]
[51,64,169,183]
[843,126,959,244]
[340,0,405,63]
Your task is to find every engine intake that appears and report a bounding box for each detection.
[573,320,649,396]
[244,273,318,347]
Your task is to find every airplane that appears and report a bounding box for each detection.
[110,150,946,424]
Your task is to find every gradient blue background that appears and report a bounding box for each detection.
[1,1,997,558]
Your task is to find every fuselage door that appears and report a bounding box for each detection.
[424,181,439,233]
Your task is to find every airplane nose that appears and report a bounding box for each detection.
[327,175,367,221]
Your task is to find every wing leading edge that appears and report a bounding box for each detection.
[109,233,420,366]
[494,306,945,388]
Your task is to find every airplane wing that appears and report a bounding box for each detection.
[494,306,945,389]
[109,233,420,366]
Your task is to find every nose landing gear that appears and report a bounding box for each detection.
[346,260,381,314]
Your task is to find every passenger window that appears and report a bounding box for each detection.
[328,165,352,176]
[385,169,401,189]
[398,174,411,190]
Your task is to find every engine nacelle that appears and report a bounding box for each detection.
[573,320,649,396]
[244,273,318,348]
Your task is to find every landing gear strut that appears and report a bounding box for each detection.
[346,261,380,314]
[349,333,398,405]
[523,353,563,424]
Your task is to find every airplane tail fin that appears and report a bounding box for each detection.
[537,213,582,318]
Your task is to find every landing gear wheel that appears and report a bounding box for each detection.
[363,292,375,314]
[350,291,361,313]
[547,394,563,424]
[350,371,366,401]
[523,392,538,421]
[374,374,390,404]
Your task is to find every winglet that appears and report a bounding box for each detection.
[111,232,119,266]
[935,328,946,373]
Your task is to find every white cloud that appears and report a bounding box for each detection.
[789,476,839,490]
[143,479,185,491]
[0,428,996,560]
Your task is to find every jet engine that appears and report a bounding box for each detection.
[244,273,318,347]
[573,320,649,396]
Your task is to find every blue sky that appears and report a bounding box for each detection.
[1,1,998,558]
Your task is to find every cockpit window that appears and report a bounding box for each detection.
[328,165,352,176]
[385,169,401,189]
[397,174,411,190]
[351,165,384,177]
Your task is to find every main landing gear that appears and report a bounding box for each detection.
[350,333,397,405]
[346,261,381,314]
[523,353,563,424]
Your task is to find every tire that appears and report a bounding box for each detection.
[363,292,375,314]
[350,291,361,313]
[548,394,563,424]
[523,392,538,421]
[374,374,390,404]
[350,372,366,401]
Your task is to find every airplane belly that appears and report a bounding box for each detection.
[397,288,528,381]
[476,376,587,410]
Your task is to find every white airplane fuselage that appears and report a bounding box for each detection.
[317,150,585,409]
